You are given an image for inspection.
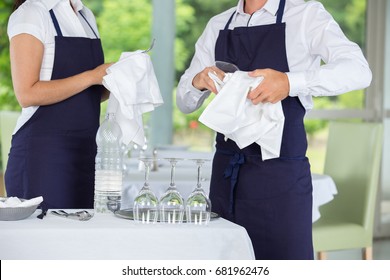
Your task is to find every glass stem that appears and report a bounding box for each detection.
[197,164,202,188]
[170,162,176,187]
[144,163,150,187]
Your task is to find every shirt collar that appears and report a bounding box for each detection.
[42,0,84,12]
[70,0,84,12]
[235,0,280,17]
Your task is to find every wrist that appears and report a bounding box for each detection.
[84,69,98,86]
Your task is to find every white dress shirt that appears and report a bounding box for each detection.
[176,0,372,114]
[7,0,100,133]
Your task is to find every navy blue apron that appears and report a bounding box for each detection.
[5,9,104,209]
[210,0,314,260]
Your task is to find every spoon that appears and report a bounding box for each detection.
[73,210,93,221]
[51,210,93,221]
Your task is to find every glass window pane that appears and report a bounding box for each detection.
[307,0,367,173]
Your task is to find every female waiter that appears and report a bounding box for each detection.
[6,0,112,209]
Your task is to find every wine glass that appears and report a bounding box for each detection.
[133,157,159,224]
[159,158,185,224]
[186,159,212,225]
[215,60,239,73]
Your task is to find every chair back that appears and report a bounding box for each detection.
[0,111,20,191]
[320,121,383,234]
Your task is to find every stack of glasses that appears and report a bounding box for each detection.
[133,158,211,225]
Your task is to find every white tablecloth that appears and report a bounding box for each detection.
[0,211,255,260]
[311,173,338,222]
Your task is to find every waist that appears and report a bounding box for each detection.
[215,133,262,156]
[215,132,307,160]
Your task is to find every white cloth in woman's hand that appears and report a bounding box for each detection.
[102,51,163,147]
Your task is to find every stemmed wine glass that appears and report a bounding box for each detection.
[133,157,159,224]
[215,60,239,73]
[186,159,212,225]
[159,158,185,224]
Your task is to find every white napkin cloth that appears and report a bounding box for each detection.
[102,51,163,147]
[199,71,285,160]
[0,196,43,208]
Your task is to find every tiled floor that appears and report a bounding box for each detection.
[317,238,390,260]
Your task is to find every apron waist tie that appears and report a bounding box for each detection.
[217,149,245,214]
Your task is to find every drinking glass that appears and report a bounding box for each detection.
[133,157,159,224]
[215,60,239,73]
[186,159,212,225]
[159,158,184,224]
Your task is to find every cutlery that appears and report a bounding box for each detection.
[142,38,156,53]
[51,210,93,221]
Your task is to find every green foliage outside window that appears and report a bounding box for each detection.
[0,0,17,111]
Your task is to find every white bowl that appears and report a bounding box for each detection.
[0,198,40,221]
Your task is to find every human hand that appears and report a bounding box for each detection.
[192,66,225,94]
[247,69,290,104]
[91,62,114,85]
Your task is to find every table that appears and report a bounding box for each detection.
[0,160,336,260]
[311,173,338,222]
[0,210,255,260]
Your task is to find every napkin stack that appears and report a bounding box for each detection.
[199,71,285,160]
[0,196,43,208]
[102,51,163,147]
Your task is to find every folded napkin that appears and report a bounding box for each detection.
[199,71,285,160]
[0,196,43,208]
[103,51,163,147]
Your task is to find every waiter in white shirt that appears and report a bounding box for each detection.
[176,0,371,260]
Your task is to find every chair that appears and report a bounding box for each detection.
[312,121,383,260]
[0,110,20,196]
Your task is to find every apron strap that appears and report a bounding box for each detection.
[49,9,99,39]
[276,0,287,24]
[224,12,236,30]
[49,9,63,37]
[224,0,287,30]
[218,150,245,214]
[79,11,99,39]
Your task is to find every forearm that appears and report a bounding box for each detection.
[288,51,372,98]
[176,33,215,114]
[10,33,110,108]
[177,73,211,114]
[15,70,98,107]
